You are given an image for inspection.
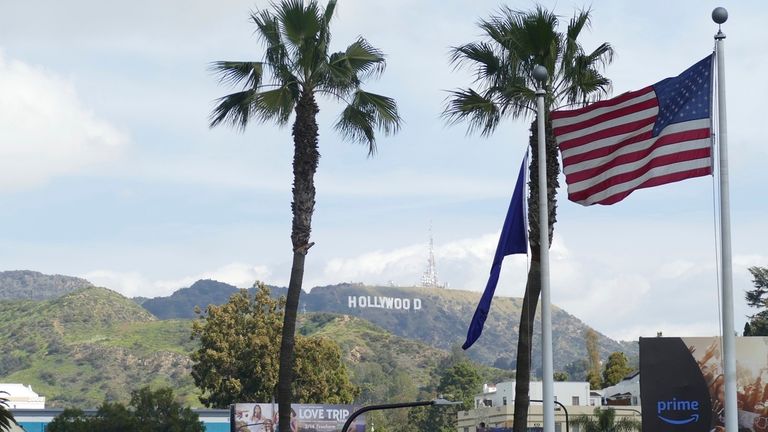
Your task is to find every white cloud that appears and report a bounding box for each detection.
[82,262,271,298]
[0,52,127,191]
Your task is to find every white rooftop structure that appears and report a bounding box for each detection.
[475,380,600,409]
[601,371,641,406]
[0,383,45,409]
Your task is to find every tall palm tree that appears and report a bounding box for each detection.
[209,1,400,430]
[444,6,612,431]
[571,408,641,432]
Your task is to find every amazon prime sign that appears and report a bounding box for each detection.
[347,295,422,311]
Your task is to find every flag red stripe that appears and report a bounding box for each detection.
[562,128,711,180]
[561,130,653,166]
[568,152,712,202]
[553,98,659,136]
[558,116,657,151]
[551,87,654,120]
[572,167,713,205]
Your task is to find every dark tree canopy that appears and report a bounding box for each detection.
[46,387,203,432]
[602,352,632,388]
[744,266,768,335]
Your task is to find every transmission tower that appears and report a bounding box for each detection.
[421,224,442,288]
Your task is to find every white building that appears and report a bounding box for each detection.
[0,384,45,409]
[458,381,642,432]
[601,371,641,406]
[474,380,599,409]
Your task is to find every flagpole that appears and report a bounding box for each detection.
[712,7,738,432]
[533,65,554,432]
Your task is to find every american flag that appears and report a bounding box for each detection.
[552,54,714,206]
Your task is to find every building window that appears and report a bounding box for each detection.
[572,396,580,406]
[463,428,468,432]
[590,398,596,406]
[555,422,562,432]
[503,397,507,406]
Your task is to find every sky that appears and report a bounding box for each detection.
[1,0,765,342]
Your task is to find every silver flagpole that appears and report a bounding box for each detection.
[712,7,738,432]
[533,65,554,432]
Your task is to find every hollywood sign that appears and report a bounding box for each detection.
[347,295,422,311]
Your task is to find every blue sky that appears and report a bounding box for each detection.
[1,0,765,342]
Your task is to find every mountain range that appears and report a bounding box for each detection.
[0,270,637,408]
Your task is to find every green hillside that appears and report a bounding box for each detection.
[0,287,199,407]
[0,286,463,408]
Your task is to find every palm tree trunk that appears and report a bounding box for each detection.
[512,116,559,432]
[278,89,319,432]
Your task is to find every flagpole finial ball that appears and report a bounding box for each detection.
[533,65,548,83]
[712,7,728,24]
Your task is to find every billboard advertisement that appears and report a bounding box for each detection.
[231,403,364,432]
[640,336,768,432]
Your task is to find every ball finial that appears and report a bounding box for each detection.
[712,7,728,24]
[533,65,548,83]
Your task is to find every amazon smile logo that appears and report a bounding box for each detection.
[657,398,701,425]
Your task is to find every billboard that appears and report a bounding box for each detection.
[231,403,365,432]
[640,336,768,432]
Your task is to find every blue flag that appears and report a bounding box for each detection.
[462,152,528,350]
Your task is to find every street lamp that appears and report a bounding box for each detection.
[340,398,462,432]
[530,399,569,432]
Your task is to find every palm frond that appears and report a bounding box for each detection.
[317,51,358,96]
[209,85,296,130]
[342,38,386,78]
[317,0,337,53]
[335,90,401,154]
[277,0,322,47]
[585,42,615,68]
[210,61,264,89]
[251,9,293,81]
[209,90,257,130]
[442,88,501,137]
[448,42,501,82]
[0,392,18,431]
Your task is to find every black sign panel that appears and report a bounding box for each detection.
[640,337,712,432]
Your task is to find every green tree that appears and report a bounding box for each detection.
[46,408,91,432]
[586,329,602,389]
[554,371,569,381]
[745,266,768,335]
[570,408,640,432]
[190,283,357,407]
[601,352,632,387]
[47,387,202,432]
[406,359,482,432]
[209,2,400,429]
[745,266,768,307]
[444,7,613,431]
[0,392,17,432]
[94,402,139,432]
[130,387,204,432]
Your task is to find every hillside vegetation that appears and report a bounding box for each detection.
[0,285,460,408]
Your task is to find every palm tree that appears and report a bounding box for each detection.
[571,408,641,432]
[444,6,613,431]
[0,391,18,432]
[209,1,400,430]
